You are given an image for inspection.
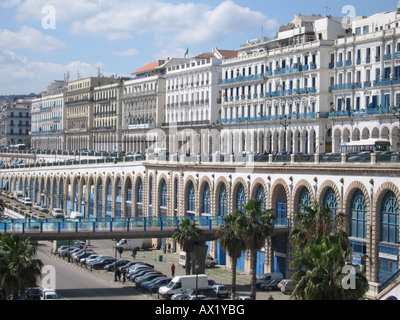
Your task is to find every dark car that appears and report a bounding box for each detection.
[90,257,116,270]
[104,259,131,272]
[128,268,156,282]
[25,287,42,300]
[147,278,172,293]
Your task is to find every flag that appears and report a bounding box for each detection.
[184,48,189,58]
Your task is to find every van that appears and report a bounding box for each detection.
[256,272,284,288]
[158,274,209,300]
[115,239,152,251]
[70,211,84,219]
[178,251,218,268]
[41,288,60,300]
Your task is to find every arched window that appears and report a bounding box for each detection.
[160,180,167,217]
[236,184,246,212]
[350,190,367,239]
[106,179,112,217]
[137,178,143,217]
[380,191,399,244]
[219,184,228,217]
[202,183,210,215]
[323,187,338,218]
[255,185,266,211]
[298,187,311,213]
[115,178,122,218]
[187,182,195,215]
[97,183,103,219]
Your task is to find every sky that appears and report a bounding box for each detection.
[0,0,399,95]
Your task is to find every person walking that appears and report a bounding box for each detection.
[171,263,175,277]
[122,269,126,284]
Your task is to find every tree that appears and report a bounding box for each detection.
[0,199,4,220]
[216,210,246,300]
[236,198,275,300]
[290,201,369,300]
[171,218,204,275]
[0,233,43,300]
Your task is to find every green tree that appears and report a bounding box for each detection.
[0,233,43,300]
[0,199,4,220]
[216,210,246,300]
[236,198,275,300]
[171,218,204,275]
[290,201,369,300]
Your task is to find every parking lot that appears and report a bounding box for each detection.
[52,239,291,300]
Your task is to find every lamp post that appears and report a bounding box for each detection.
[391,106,400,151]
[195,260,200,299]
[280,115,291,153]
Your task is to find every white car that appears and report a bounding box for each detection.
[51,208,65,218]
[212,284,229,298]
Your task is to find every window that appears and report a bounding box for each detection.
[219,184,228,216]
[380,191,399,244]
[236,184,246,212]
[202,183,210,215]
[350,190,367,239]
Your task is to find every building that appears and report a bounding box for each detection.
[0,98,32,148]
[31,80,67,151]
[64,76,122,152]
[164,48,237,155]
[93,81,124,153]
[121,60,167,154]
[330,10,400,152]
[219,14,347,155]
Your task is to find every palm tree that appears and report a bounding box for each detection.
[0,233,43,300]
[290,201,369,300]
[216,210,246,300]
[236,198,275,300]
[171,218,204,275]
[0,199,5,220]
[291,233,369,300]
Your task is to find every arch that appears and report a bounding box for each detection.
[270,179,290,226]
[292,180,314,214]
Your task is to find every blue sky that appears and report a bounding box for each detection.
[0,0,399,95]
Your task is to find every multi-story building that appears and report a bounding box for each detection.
[164,48,237,155]
[93,80,125,153]
[31,80,67,151]
[0,98,32,148]
[219,14,347,155]
[64,77,121,152]
[121,60,167,153]
[330,10,400,152]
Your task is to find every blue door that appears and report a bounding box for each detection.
[216,241,226,266]
[274,255,286,278]
[256,251,265,276]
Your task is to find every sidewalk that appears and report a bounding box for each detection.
[94,242,290,300]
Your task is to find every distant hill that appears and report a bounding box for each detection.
[0,93,37,104]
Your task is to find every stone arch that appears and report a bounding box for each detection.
[214,176,230,216]
[292,179,314,214]
[250,177,269,208]
[184,175,198,215]
[231,177,248,212]
[317,180,342,212]
[343,180,371,235]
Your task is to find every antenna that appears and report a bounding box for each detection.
[324,1,331,17]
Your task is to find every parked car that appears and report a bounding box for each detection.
[81,254,102,265]
[25,287,42,300]
[135,272,164,287]
[104,259,131,272]
[38,205,48,213]
[260,278,280,291]
[279,279,295,294]
[212,284,229,298]
[90,257,116,270]
[51,208,65,218]
[32,203,41,210]
[144,277,171,293]
[128,268,156,282]
[74,250,96,263]
[256,272,283,288]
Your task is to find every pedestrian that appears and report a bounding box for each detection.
[122,269,126,284]
[171,263,175,277]
[116,268,121,282]
[131,249,136,260]
[168,243,171,253]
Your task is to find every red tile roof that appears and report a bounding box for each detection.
[132,61,162,75]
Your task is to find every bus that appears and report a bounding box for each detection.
[339,139,391,154]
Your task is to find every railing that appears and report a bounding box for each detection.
[0,216,226,235]
[378,269,400,293]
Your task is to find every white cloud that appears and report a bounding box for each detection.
[0,49,102,94]
[68,0,276,45]
[0,26,65,52]
[0,0,21,8]
[112,48,139,57]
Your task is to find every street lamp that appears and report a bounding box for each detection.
[280,115,291,153]
[195,260,200,299]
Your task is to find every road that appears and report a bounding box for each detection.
[36,243,154,300]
